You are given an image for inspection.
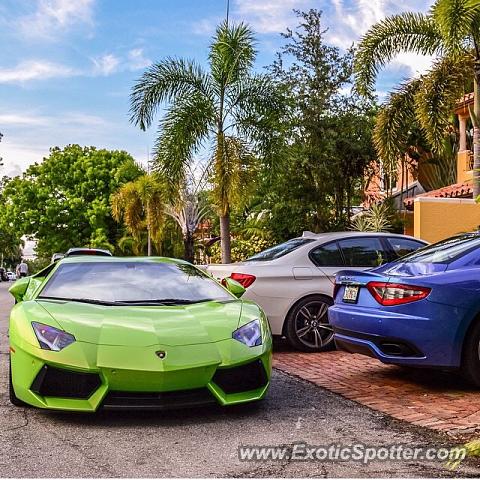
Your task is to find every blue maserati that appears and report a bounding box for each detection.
[329,232,480,386]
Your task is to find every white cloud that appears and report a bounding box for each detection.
[0,110,110,129]
[0,47,148,86]
[92,54,120,76]
[0,60,76,84]
[326,0,435,76]
[228,0,435,76]
[127,49,152,71]
[233,0,310,34]
[18,0,95,39]
[0,110,114,173]
[0,113,51,126]
[192,18,219,35]
[0,141,49,173]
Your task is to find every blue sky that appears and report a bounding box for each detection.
[0,0,433,177]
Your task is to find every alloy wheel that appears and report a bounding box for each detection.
[294,300,333,350]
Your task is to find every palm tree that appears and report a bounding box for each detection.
[111,174,165,255]
[165,180,209,263]
[354,0,480,197]
[129,21,281,263]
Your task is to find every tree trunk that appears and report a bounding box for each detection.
[473,74,480,199]
[183,232,195,264]
[219,213,231,264]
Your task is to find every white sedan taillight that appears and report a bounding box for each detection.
[229,272,256,288]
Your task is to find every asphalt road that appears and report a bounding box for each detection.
[0,281,478,477]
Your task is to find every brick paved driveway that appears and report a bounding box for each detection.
[274,348,480,438]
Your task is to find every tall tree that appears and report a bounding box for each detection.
[354,0,480,197]
[111,174,166,255]
[2,145,142,257]
[261,9,376,236]
[130,21,282,263]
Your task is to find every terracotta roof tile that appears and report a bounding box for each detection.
[404,181,473,210]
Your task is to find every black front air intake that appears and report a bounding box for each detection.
[31,365,101,399]
[102,388,216,410]
[212,360,268,394]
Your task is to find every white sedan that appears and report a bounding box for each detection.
[206,231,427,352]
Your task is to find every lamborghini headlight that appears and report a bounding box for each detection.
[233,319,262,347]
[32,322,76,351]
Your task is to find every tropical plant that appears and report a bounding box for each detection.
[111,174,166,255]
[350,202,393,232]
[117,234,147,256]
[354,0,480,196]
[165,184,209,263]
[208,235,273,263]
[129,21,282,263]
[372,63,466,188]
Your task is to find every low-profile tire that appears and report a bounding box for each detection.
[9,358,27,407]
[285,295,334,352]
[461,319,480,387]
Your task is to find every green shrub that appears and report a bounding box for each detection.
[209,236,274,263]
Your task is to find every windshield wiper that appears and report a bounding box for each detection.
[38,296,122,306]
[117,298,213,305]
[38,297,215,306]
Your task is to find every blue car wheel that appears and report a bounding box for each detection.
[462,320,480,386]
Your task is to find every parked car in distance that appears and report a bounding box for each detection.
[205,231,428,352]
[330,232,480,386]
[0,267,8,282]
[65,247,112,257]
[51,253,65,263]
[7,271,16,281]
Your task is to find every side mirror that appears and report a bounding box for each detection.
[9,277,31,303]
[222,277,246,298]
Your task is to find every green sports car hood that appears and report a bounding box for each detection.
[35,299,250,347]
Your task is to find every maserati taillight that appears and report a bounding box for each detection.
[367,281,431,306]
[333,280,341,299]
[229,272,256,288]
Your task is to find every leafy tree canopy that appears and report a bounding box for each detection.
[254,9,377,239]
[1,145,143,257]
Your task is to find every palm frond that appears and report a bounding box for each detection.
[165,191,209,236]
[129,58,213,130]
[354,12,443,96]
[373,79,421,173]
[111,174,166,243]
[432,0,480,54]
[414,53,472,151]
[350,203,392,232]
[227,74,284,153]
[209,21,256,87]
[153,92,215,187]
[212,136,257,215]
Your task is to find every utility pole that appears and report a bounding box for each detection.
[226,0,230,25]
[147,147,152,257]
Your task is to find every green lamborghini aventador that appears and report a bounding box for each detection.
[8,257,272,411]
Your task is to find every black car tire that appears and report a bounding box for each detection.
[9,358,27,407]
[461,319,480,387]
[285,295,335,352]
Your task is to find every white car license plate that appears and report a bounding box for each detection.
[343,285,359,303]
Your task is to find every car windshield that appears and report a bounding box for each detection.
[38,261,233,304]
[245,238,315,262]
[398,233,480,264]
